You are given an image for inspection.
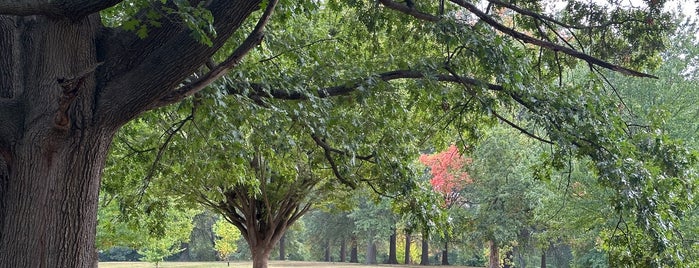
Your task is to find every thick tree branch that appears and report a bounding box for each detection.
[157,0,279,107]
[229,70,461,100]
[0,0,122,18]
[449,0,657,78]
[378,0,440,22]
[97,0,263,126]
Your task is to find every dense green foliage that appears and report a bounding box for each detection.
[96,0,699,267]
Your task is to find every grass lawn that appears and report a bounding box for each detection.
[99,261,482,268]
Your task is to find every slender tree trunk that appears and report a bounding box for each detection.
[350,236,358,263]
[404,232,411,264]
[515,246,526,268]
[441,240,449,265]
[541,251,546,268]
[366,239,377,264]
[387,228,398,264]
[420,233,429,265]
[279,234,286,260]
[488,240,500,268]
[340,238,347,262]
[324,239,331,262]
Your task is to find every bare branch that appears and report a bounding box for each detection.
[450,0,657,78]
[487,0,621,30]
[157,0,279,107]
[378,0,440,22]
[137,111,194,200]
[0,0,122,18]
[259,37,336,63]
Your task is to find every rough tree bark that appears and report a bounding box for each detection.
[0,1,265,267]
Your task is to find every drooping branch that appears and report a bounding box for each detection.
[449,0,657,78]
[0,0,122,18]
[486,0,628,30]
[443,66,554,144]
[157,0,279,107]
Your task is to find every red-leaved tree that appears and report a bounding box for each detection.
[419,144,472,265]
[419,144,472,207]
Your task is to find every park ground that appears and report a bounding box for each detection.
[99,261,482,268]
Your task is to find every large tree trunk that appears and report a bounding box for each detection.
[1,131,113,267]
[0,14,116,268]
[251,243,272,268]
[387,228,398,264]
[0,0,263,267]
[488,240,500,268]
[404,232,411,264]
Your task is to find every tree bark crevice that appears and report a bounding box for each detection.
[0,0,123,18]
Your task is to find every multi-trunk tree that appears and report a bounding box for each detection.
[0,1,694,267]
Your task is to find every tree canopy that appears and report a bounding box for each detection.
[0,0,696,267]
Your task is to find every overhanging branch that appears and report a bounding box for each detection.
[450,0,657,78]
[228,70,461,100]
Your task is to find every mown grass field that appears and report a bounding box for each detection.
[99,260,482,268]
